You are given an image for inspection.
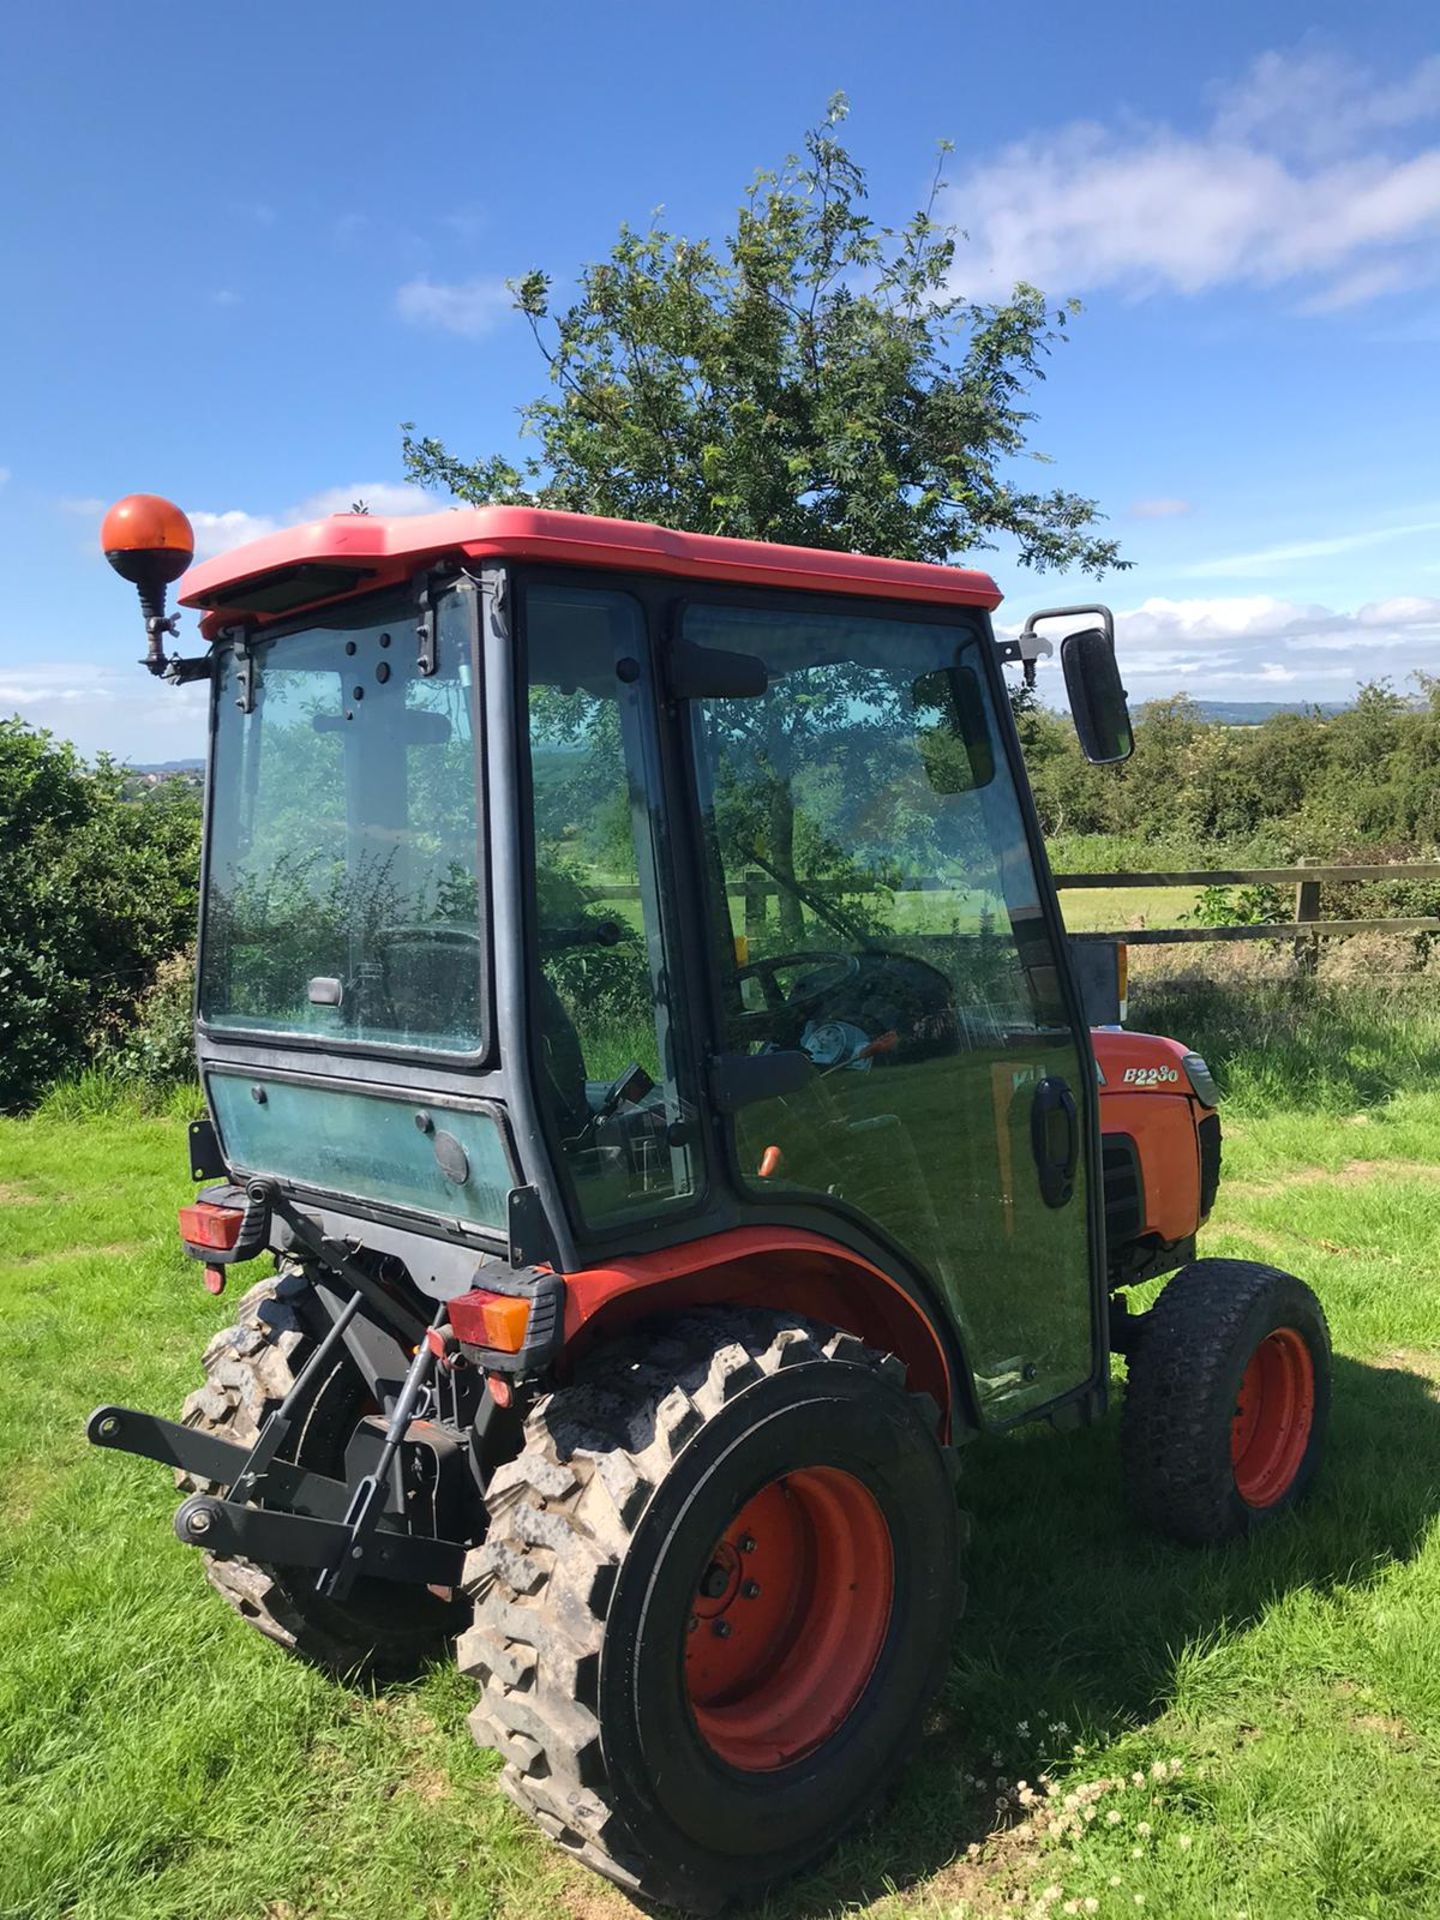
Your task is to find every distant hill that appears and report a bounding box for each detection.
[1188,701,1349,725]
[129,758,205,774]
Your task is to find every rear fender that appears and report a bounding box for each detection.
[560,1227,960,1435]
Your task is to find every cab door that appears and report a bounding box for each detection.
[681,596,1101,1425]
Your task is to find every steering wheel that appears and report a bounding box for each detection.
[355,924,485,1040]
[734,950,860,1017]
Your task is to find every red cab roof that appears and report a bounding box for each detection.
[178,504,1002,628]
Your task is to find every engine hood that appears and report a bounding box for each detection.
[1092,1029,1218,1107]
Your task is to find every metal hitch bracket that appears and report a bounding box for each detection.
[87,1288,469,1592]
[87,1405,351,1520]
[173,1493,463,1586]
[318,1303,449,1602]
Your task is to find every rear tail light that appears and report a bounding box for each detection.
[447,1289,532,1353]
[178,1201,244,1251]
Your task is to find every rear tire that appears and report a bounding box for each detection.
[180,1266,465,1677]
[1122,1258,1331,1545]
[461,1308,963,1912]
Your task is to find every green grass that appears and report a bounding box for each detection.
[4,980,1440,1918]
[1058,884,1201,935]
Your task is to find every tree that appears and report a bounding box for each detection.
[403,96,1126,578]
[0,719,200,1108]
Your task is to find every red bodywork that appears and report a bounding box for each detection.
[544,1035,1216,1436]
[1093,1029,1216,1250]
[560,1228,952,1420]
[178,504,1003,633]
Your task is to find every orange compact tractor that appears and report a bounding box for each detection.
[90,497,1330,1909]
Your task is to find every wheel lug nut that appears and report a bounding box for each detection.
[712,1619,732,1638]
[741,1579,761,1600]
[738,1533,756,1553]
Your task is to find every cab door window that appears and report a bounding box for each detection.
[523,585,697,1230]
[685,600,1095,1420]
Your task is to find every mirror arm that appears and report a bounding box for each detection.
[995,631,1054,688]
[1011,605,1116,690]
[1020,604,1116,644]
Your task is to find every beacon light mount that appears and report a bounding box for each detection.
[100,494,207,680]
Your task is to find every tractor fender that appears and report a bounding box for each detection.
[559,1227,959,1434]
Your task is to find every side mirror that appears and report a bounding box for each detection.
[1061,626,1134,765]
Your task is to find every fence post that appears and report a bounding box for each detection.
[1294,862,1320,975]
[744,868,766,949]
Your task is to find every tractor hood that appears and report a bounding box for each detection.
[1092,1029,1220,1108]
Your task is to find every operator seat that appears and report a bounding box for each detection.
[537,972,593,1140]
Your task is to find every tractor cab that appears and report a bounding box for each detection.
[90,498,1328,1914]
[132,501,1133,1424]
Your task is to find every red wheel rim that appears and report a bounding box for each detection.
[684,1467,894,1772]
[1231,1326,1315,1507]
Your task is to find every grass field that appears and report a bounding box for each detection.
[1057,884,1201,935]
[4,981,1440,1919]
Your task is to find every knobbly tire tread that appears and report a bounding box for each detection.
[1121,1257,1331,1546]
[179,1264,458,1677]
[460,1307,967,1910]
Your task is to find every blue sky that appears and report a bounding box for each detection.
[3,1,1439,758]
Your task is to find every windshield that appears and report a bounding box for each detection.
[200,586,486,1052]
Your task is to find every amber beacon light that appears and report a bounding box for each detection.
[100,493,196,675]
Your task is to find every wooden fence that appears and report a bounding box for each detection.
[1055,863,1440,968]
[599,862,1440,962]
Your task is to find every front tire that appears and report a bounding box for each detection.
[1122,1258,1331,1545]
[461,1309,963,1911]
[180,1267,465,1677]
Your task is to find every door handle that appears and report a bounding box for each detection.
[1030,1076,1078,1208]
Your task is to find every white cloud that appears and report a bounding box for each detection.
[1011,590,1440,700]
[946,46,1440,307]
[0,661,208,759]
[395,274,513,338]
[190,508,279,558]
[1213,48,1440,164]
[1112,592,1440,688]
[1182,516,1440,578]
[188,481,436,559]
[296,482,434,519]
[1296,258,1416,312]
[1130,498,1192,519]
